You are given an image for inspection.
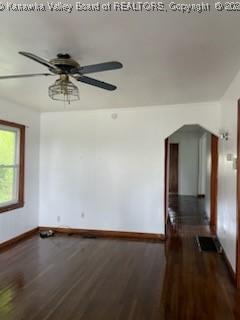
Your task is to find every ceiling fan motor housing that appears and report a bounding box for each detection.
[49,54,80,74]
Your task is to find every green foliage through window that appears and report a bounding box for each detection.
[0,129,17,204]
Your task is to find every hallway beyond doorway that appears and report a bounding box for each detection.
[165,124,218,235]
[169,195,209,227]
[168,195,212,238]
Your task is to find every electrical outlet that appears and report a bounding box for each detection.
[233,157,238,170]
[57,216,61,223]
[81,212,85,218]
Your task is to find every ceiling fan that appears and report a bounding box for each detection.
[0,52,123,103]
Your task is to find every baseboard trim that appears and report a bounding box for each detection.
[0,227,165,251]
[0,227,39,250]
[221,245,236,285]
[39,227,166,242]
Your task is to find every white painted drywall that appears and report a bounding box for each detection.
[0,99,40,244]
[218,69,240,272]
[198,133,206,196]
[169,131,199,196]
[39,102,221,234]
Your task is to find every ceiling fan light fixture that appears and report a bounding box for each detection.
[48,74,79,104]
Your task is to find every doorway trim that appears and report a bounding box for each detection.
[210,134,218,233]
[236,99,240,288]
[164,129,219,234]
[164,138,169,235]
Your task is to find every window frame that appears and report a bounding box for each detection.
[0,119,25,214]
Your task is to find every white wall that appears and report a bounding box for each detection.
[39,102,221,235]
[0,99,40,244]
[199,132,211,218]
[218,70,240,272]
[169,131,199,196]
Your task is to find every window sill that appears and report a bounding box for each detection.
[0,202,24,214]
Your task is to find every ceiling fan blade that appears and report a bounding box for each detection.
[74,76,117,91]
[79,61,123,74]
[19,51,60,72]
[0,73,54,79]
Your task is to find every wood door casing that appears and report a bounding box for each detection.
[236,100,240,288]
[164,138,169,233]
[169,143,179,194]
[210,134,218,234]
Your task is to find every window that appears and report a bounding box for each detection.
[0,120,25,213]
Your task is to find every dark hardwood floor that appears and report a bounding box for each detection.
[168,194,209,226]
[0,196,240,319]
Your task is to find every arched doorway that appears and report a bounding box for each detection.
[164,125,218,234]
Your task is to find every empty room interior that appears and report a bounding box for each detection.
[1,4,240,320]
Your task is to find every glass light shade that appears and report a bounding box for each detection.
[48,75,79,103]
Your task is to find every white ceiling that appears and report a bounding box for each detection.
[1,5,240,111]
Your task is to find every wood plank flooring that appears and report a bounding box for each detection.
[0,196,240,319]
